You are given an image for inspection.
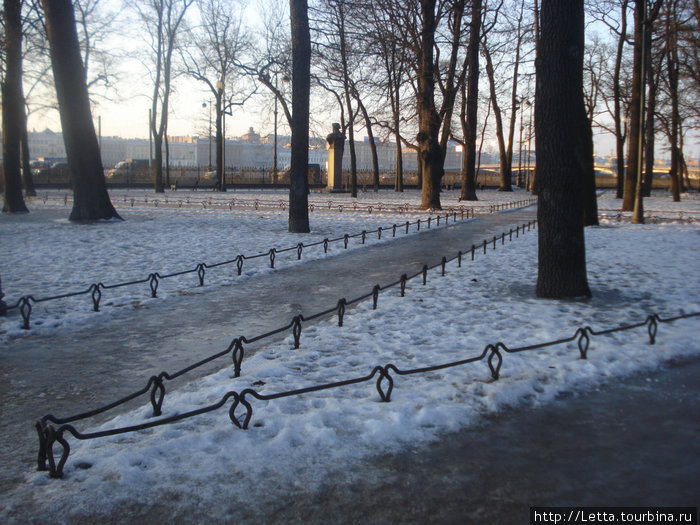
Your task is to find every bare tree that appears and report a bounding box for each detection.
[40,0,120,220]
[181,0,252,192]
[289,0,310,233]
[2,0,29,213]
[132,0,193,193]
[623,0,663,217]
[535,0,590,298]
[459,0,483,201]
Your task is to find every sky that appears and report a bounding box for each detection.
[1,188,698,520]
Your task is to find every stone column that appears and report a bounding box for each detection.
[326,123,345,192]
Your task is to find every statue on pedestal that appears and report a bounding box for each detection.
[326,123,345,192]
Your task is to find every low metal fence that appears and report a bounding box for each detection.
[3,199,536,330]
[36,190,536,215]
[35,220,548,478]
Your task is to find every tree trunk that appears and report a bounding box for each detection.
[642,42,658,198]
[483,47,511,192]
[666,0,681,202]
[337,3,357,198]
[581,107,599,226]
[614,0,629,199]
[417,0,443,210]
[357,98,380,191]
[460,0,481,201]
[505,1,525,191]
[216,92,224,191]
[288,0,310,233]
[535,0,591,299]
[42,0,120,220]
[2,0,29,213]
[20,96,36,197]
[394,128,404,192]
[623,0,645,211]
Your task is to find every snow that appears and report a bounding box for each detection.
[1,188,699,521]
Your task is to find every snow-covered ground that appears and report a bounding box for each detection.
[1,188,699,521]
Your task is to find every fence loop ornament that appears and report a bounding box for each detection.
[376,367,393,402]
[90,284,102,312]
[292,316,302,349]
[487,344,502,380]
[232,339,244,378]
[197,264,206,287]
[344,234,349,249]
[400,274,407,297]
[296,244,304,260]
[577,328,590,359]
[45,425,69,479]
[149,376,166,416]
[372,285,380,310]
[236,255,244,276]
[229,394,252,429]
[422,265,428,285]
[148,274,159,298]
[647,315,658,344]
[270,249,277,268]
[337,298,347,326]
[20,296,32,329]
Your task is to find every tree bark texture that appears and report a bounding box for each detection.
[460,0,481,201]
[623,0,645,211]
[417,0,443,210]
[2,0,29,213]
[535,0,591,299]
[288,0,311,233]
[41,0,119,221]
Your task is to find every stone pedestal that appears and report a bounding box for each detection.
[326,123,345,192]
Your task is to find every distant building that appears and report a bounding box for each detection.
[14,128,432,173]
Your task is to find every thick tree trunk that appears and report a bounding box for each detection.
[288,0,310,233]
[460,0,481,201]
[535,0,591,299]
[417,0,443,210]
[623,0,645,212]
[2,0,29,213]
[42,0,120,220]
